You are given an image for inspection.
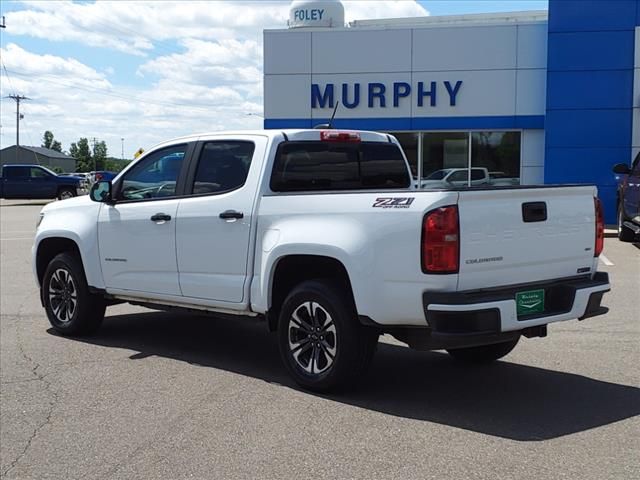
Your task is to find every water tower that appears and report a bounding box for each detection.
[288,0,345,28]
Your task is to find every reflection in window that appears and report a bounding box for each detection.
[472,132,521,186]
[119,145,186,200]
[192,141,255,195]
[394,133,419,177]
[423,132,469,179]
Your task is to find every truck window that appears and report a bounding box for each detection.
[118,145,187,201]
[448,170,468,183]
[31,167,52,178]
[470,169,485,181]
[191,141,255,195]
[270,142,410,192]
[3,166,29,178]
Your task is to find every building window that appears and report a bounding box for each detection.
[422,132,470,180]
[391,131,521,188]
[471,132,521,186]
[394,133,419,178]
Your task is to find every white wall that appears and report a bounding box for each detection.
[264,21,548,120]
[521,130,545,184]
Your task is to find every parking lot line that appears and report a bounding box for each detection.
[599,254,614,266]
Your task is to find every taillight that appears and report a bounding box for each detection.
[320,130,361,142]
[422,205,459,274]
[594,197,604,257]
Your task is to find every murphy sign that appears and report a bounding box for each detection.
[311,81,464,109]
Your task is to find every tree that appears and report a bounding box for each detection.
[93,140,108,171]
[70,138,93,172]
[42,131,63,152]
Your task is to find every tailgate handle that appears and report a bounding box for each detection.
[522,202,547,223]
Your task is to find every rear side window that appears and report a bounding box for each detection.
[191,141,255,195]
[270,141,410,192]
[4,166,29,178]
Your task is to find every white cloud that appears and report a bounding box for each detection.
[1,1,428,153]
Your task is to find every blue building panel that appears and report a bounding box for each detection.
[548,0,638,32]
[546,70,634,110]
[545,110,632,148]
[547,31,635,71]
[265,116,545,131]
[544,147,630,184]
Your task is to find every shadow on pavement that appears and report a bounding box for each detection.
[50,311,640,442]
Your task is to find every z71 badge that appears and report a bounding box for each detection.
[372,197,415,209]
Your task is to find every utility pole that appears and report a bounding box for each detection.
[7,95,30,163]
[121,138,124,161]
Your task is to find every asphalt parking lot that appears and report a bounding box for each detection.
[1,199,639,480]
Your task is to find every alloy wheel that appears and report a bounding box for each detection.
[48,268,78,323]
[288,301,337,375]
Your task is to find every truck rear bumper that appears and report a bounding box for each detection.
[423,272,610,335]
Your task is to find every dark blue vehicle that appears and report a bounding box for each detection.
[0,164,87,200]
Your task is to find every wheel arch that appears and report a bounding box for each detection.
[266,254,356,332]
[35,236,83,286]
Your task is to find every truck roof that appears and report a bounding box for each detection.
[149,129,394,152]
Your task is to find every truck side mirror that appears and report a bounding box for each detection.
[90,181,113,203]
[612,163,631,175]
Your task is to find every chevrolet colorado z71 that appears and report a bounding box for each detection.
[33,129,610,391]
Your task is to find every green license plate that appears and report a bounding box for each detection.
[516,289,545,316]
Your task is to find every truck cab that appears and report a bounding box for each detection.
[1,164,86,200]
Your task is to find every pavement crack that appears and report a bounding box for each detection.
[1,315,59,479]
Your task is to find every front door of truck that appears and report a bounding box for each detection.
[98,143,192,296]
[175,136,266,304]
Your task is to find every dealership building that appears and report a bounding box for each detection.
[263,0,640,223]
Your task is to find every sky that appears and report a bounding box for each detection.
[0,0,548,158]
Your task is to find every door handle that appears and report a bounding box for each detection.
[150,213,172,222]
[219,210,244,220]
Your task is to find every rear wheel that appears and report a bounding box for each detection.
[617,204,635,242]
[447,337,519,363]
[278,280,378,392]
[43,252,106,335]
[58,188,76,200]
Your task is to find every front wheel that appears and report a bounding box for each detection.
[278,280,378,392]
[58,188,76,200]
[42,252,106,335]
[447,337,520,364]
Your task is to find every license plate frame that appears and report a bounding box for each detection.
[516,289,545,316]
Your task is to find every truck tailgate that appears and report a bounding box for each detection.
[457,186,597,291]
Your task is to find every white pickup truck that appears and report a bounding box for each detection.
[33,129,610,391]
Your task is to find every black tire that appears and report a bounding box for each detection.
[617,204,635,242]
[447,337,520,364]
[42,252,106,335]
[277,279,378,393]
[58,188,76,201]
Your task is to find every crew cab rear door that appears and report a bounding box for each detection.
[175,135,267,305]
[456,186,598,291]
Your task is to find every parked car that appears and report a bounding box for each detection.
[612,152,640,241]
[1,164,87,200]
[489,171,520,186]
[419,167,491,188]
[33,129,610,392]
